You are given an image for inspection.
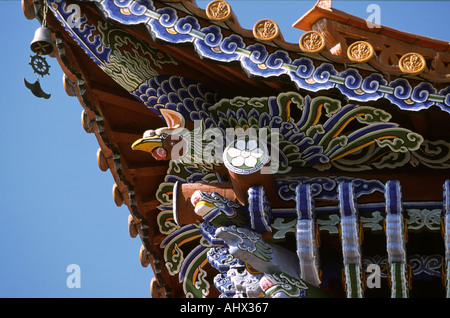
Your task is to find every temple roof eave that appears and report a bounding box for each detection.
[292,3,450,53]
[23,0,450,299]
[85,1,450,90]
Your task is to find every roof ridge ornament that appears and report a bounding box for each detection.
[347,41,375,63]
[253,19,280,41]
[315,0,332,10]
[299,30,325,53]
[398,52,426,75]
[206,0,232,22]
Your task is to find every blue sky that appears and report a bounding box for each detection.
[0,0,448,298]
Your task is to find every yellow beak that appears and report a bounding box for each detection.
[194,200,215,217]
[131,136,163,153]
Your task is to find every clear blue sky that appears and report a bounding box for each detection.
[0,0,448,298]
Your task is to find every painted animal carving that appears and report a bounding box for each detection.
[190,190,250,229]
[131,107,225,176]
[133,88,426,174]
[214,225,300,279]
[190,188,272,234]
[131,109,188,161]
[212,226,331,298]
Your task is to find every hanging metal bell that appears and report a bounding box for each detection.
[30,26,54,55]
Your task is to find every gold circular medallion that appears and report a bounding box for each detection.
[206,0,231,22]
[347,41,374,63]
[299,31,325,53]
[399,52,426,74]
[253,19,279,41]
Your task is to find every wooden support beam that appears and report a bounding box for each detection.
[127,165,169,178]
[296,184,322,287]
[384,180,410,298]
[90,85,158,117]
[109,129,143,144]
[338,183,364,298]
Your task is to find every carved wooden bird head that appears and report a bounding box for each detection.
[131,109,188,161]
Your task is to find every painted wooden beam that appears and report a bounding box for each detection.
[385,180,410,298]
[296,184,322,287]
[338,182,364,298]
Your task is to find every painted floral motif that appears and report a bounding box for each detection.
[224,137,268,174]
